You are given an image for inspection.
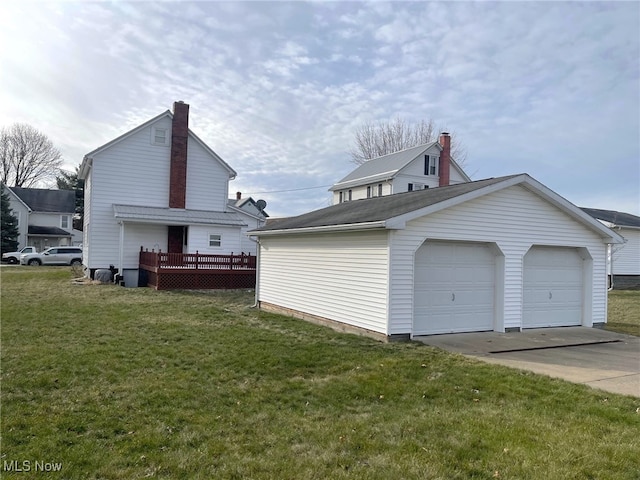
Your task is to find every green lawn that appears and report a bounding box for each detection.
[606,290,640,337]
[1,268,639,479]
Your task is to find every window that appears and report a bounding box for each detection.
[348,190,352,201]
[367,186,371,198]
[339,192,343,203]
[378,184,383,196]
[408,183,413,192]
[209,234,221,248]
[61,215,69,229]
[152,127,167,146]
[424,155,438,176]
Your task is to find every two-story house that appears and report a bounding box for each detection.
[79,101,266,286]
[329,133,470,204]
[4,185,81,251]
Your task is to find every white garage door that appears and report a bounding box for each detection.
[523,246,583,328]
[414,241,495,335]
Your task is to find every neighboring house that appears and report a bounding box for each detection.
[581,208,640,289]
[228,192,269,254]
[3,185,81,251]
[329,133,470,204]
[250,174,624,341]
[79,101,265,285]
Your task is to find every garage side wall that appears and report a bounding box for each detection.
[258,231,390,335]
[389,185,607,335]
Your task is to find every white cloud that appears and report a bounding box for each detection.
[0,1,636,215]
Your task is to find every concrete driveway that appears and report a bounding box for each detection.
[415,327,640,397]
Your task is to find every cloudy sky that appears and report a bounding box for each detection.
[1,1,638,217]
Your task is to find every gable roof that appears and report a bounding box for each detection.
[580,208,640,229]
[252,174,624,244]
[330,142,470,191]
[227,197,269,218]
[79,109,237,179]
[9,187,75,213]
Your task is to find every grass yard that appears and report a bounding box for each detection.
[1,268,639,480]
[606,290,640,337]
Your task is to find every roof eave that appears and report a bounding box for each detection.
[249,220,389,236]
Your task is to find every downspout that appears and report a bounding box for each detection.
[608,242,615,291]
[251,235,261,308]
[118,221,125,285]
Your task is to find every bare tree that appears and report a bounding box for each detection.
[349,117,467,167]
[0,123,63,187]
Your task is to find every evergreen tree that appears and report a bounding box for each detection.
[1,184,19,254]
[56,167,84,230]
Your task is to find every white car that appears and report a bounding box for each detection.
[21,247,83,266]
[2,246,37,264]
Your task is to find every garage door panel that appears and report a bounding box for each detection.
[523,246,583,328]
[414,241,496,335]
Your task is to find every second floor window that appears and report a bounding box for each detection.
[61,215,70,229]
[152,127,167,145]
[424,155,438,176]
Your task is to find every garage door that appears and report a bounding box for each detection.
[414,241,495,335]
[523,246,583,328]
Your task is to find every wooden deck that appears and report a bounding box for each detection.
[139,249,256,290]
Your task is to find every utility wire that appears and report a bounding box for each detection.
[245,184,332,195]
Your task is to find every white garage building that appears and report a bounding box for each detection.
[251,174,624,340]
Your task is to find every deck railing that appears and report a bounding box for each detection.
[139,248,256,290]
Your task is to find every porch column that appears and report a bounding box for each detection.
[118,221,125,275]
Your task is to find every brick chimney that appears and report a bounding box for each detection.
[438,132,451,187]
[236,191,242,200]
[169,101,189,208]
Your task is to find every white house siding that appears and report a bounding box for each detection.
[7,194,29,248]
[388,185,607,335]
[613,228,640,275]
[86,118,172,269]
[188,224,244,255]
[259,231,390,334]
[124,223,168,268]
[185,138,230,211]
[29,212,72,229]
[83,172,92,266]
[333,183,393,204]
[232,210,261,255]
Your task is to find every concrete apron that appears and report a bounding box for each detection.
[415,327,640,398]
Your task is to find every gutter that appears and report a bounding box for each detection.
[249,220,389,236]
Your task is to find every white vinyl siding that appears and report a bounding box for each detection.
[29,212,73,228]
[123,224,168,267]
[388,185,607,335]
[612,228,640,275]
[258,231,390,334]
[185,137,230,211]
[188,225,243,254]
[6,193,30,249]
[83,115,237,270]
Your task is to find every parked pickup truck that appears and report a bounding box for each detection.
[2,246,37,264]
[21,246,83,266]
